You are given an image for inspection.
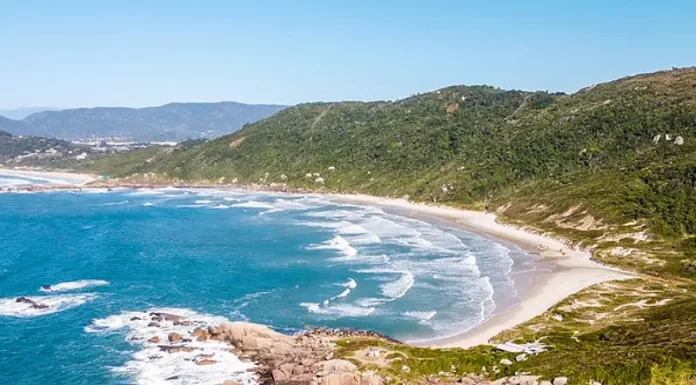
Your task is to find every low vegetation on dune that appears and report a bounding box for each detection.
[83,67,696,384]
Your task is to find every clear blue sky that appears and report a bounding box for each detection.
[1,0,694,109]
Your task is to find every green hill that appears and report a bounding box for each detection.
[92,68,696,253]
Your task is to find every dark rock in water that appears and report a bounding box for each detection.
[159,345,196,353]
[147,322,161,328]
[165,375,180,380]
[15,297,49,309]
[149,312,185,322]
[174,320,192,326]
[130,316,143,321]
[41,285,52,291]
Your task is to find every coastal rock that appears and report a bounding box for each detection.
[193,327,209,341]
[320,372,359,385]
[130,316,142,321]
[147,322,160,328]
[322,359,358,374]
[149,312,186,322]
[148,336,160,343]
[159,345,196,353]
[272,369,288,381]
[15,297,49,309]
[500,358,513,366]
[552,378,568,385]
[168,332,182,342]
[194,358,217,366]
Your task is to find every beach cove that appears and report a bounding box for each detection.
[0,169,632,384]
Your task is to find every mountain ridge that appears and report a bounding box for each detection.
[0,101,287,142]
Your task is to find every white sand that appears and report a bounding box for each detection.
[0,167,96,185]
[329,194,634,348]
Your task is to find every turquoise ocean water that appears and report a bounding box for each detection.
[0,172,534,385]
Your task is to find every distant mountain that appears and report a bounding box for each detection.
[1,102,287,142]
[0,107,60,120]
[0,116,29,134]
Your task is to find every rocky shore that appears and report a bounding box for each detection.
[133,311,571,385]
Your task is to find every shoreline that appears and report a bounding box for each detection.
[0,167,97,185]
[326,194,635,348]
[0,172,635,348]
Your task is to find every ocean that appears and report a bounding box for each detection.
[0,172,535,385]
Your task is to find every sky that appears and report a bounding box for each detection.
[1,0,695,109]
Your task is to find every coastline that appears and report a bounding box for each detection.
[326,194,635,348]
[0,171,635,349]
[0,167,97,185]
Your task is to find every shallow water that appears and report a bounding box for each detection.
[0,174,534,385]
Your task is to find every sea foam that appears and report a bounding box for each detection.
[40,279,110,292]
[0,293,97,317]
[86,307,257,385]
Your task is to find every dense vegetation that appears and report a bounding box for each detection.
[0,102,287,141]
[84,67,696,384]
[93,68,696,246]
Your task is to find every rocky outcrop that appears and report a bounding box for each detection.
[136,313,562,385]
[15,297,49,309]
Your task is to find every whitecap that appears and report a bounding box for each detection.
[195,200,214,204]
[300,302,375,317]
[403,310,437,323]
[142,202,153,207]
[0,293,97,317]
[230,201,274,209]
[86,307,257,385]
[307,235,358,259]
[40,279,110,292]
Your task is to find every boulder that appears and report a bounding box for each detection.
[216,321,294,345]
[217,381,243,385]
[148,336,160,343]
[293,365,307,375]
[159,345,196,353]
[279,363,296,376]
[147,322,160,328]
[500,358,513,366]
[130,316,142,321]
[552,378,568,385]
[539,382,552,385]
[515,353,527,362]
[149,312,185,322]
[195,359,217,366]
[322,359,358,374]
[168,332,182,342]
[272,369,288,382]
[589,381,602,385]
[15,297,49,309]
[401,365,411,373]
[321,372,358,385]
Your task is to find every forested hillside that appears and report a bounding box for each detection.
[91,68,696,251]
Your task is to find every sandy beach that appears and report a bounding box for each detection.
[329,194,634,348]
[0,167,97,185]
